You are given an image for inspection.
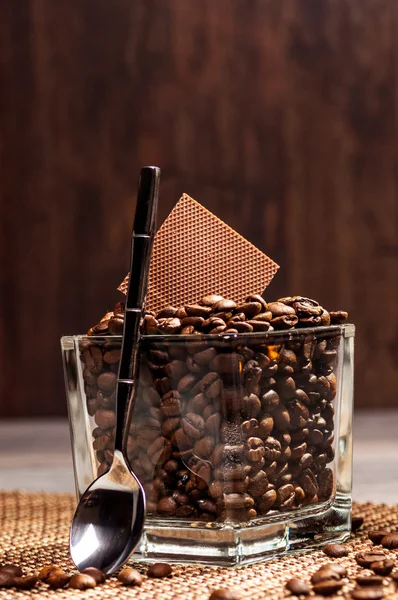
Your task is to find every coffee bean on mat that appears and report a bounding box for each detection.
[322,543,349,558]
[355,553,386,568]
[68,573,97,589]
[47,573,71,589]
[370,559,395,576]
[38,565,63,581]
[351,587,385,600]
[368,531,390,545]
[81,567,106,584]
[285,578,310,595]
[0,572,15,588]
[311,568,341,584]
[0,565,23,577]
[13,576,38,590]
[147,563,173,578]
[355,575,384,587]
[381,532,398,549]
[352,516,364,532]
[118,568,143,586]
[312,579,344,595]
[209,590,241,600]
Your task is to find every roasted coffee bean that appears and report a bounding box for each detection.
[209,589,241,600]
[355,576,384,587]
[329,310,348,324]
[13,576,39,590]
[118,568,143,586]
[351,587,385,600]
[355,552,386,568]
[368,530,390,545]
[212,299,237,312]
[285,578,310,595]
[201,294,224,306]
[47,573,71,589]
[235,302,262,318]
[322,543,348,558]
[38,565,62,581]
[158,317,181,334]
[68,573,97,589]
[185,304,212,318]
[311,568,341,584]
[370,558,394,576]
[381,532,398,549]
[352,515,364,532]
[312,579,344,595]
[0,572,16,587]
[97,372,117,393]
[257,489,277,513]
[200,372,222,398]
[391,571,398,583]
[156,306,178,319]
[182,413,205,439]
[147,563,173,578]
[1,565,23,578]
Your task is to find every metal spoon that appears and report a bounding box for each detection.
[70,166,160,575]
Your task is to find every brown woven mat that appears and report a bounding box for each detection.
[0,492,398,599]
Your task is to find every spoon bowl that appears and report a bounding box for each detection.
[70,450,145,574]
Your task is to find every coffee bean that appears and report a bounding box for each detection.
[81,567,106,584]
[370,559,395,576]
[312,579,344,595]
[351,587,385,600]
[322,543,349,558]
[13,576,39,590]
[391,571,398,583]
[355,552,386,568]
[158,317,182,334]
[356,576,384,587]
[212,299,237,312]
[147,563,173,578]
[0,572,15,587]
[329,310,348,324]
[118,568,143,586]
[38,565,62,582]
[47,573,71,589]
[368,530,389,545]
[381,532,398,549]
[0,565,23,578]
[352,516,364,532]
[209,589,241,600]
[285,578,310,595]
[235,302,262,318]
[201,294,224,306]
[311,568,341,584]
[97,371,117,393]
[68,573,97,589]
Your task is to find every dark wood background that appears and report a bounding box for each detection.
[1,0,397,417]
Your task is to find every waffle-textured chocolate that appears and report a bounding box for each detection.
[118,194,279,315]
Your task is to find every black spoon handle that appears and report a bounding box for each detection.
[115,166,160,453]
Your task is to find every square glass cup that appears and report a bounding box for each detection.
[62,324,354,567]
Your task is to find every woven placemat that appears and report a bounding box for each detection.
[0,492,397,599]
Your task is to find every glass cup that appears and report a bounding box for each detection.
[62,324,354,566]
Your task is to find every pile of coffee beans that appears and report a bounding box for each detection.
[83,294,348,523]
[0,562,173,591]
[283,531,398,599]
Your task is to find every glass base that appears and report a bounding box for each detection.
[132,492,351,567]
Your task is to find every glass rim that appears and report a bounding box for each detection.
[61,323,355,344]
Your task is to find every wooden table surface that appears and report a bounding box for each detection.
[0,411,397,503]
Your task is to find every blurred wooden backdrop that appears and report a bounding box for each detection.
[1,0,397,417]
